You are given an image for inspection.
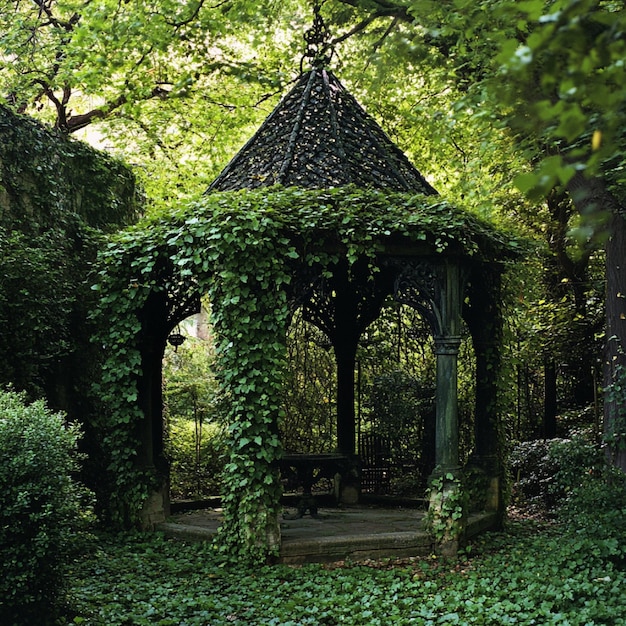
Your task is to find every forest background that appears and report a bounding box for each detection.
[1,0,625,478]
[3,3,626,623]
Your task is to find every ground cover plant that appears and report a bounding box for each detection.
[62,504,626,625]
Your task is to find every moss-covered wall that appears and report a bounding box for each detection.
[0,104,140,412]
[0,105,139,233]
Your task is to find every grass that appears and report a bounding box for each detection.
[60,511,626,626]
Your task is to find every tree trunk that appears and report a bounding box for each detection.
[544,358,558,438]
[567,172,626,470]
[604,209,626,471]
[545,189,596,408]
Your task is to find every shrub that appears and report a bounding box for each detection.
[0,388,92,625]
[509,433,605,512]
[167,417,226,499]
[560,462,626,520]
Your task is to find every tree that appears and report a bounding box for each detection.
[2,0,280,131]
[0,0,307,204]
[328,0,625,464]
[492,0,626,468]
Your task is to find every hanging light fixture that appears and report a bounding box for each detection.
[167,325,186,351]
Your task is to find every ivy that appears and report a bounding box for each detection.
[0,103,139,425]
[59,510,626,625]
[0,105,139,234]
[425,472,468,553]
[604,361,626,456]
[92,185,519,559]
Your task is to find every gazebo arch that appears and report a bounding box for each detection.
[93,20,518,560]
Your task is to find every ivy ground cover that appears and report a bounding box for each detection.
[62,516,626,626]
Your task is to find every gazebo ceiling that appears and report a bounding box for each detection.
[208,67,439,195]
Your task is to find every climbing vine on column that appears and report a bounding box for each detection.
[196,206,295,562]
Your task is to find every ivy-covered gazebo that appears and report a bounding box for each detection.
[93,19,518,561]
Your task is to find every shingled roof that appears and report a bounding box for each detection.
[208,67,438,195]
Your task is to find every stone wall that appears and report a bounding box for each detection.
[0,105,140,407]
[0,104,140,233]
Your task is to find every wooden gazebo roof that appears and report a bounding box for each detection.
[208,67,438,195]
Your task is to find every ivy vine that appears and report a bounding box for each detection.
[0,102,139,482]
[425,472,468,553]
[92,185,519,560]
[605,359,626,457]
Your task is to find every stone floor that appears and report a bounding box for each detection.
[158,503,499,564]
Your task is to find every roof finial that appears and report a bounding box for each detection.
[301,0,334,71]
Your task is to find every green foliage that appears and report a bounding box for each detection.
[369,367,435,488]
[425,472,468,547]
[561,463,626,521]
[0,388,93,625]
[463,465,491,513]
[89,269,153,527]
[0,105,139,233]
[0,104,139,405]
[370,369,430,445]
[60,507,626,624]
[166,418,226,499]
[604,363,626,455]
[3,0,621,568]
[0,0,306,205]
[0,104,142,534]
[509,432,610,512]
[93,185,516,559]
[163,333,227,499]
[202,204,291,563]
[0,0,283,128]
[0,230,74,396]
[495,0,626,192]
[281,313,337,453]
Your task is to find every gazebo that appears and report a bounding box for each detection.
[120,11,516,558]
[206,45,506,502]
[207,58,441,469]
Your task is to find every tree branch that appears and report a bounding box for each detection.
[162,0,206,28]
[32,0,80,31]
[63,85,171,132]
[372,16,399,52]
[333,0,413,22]
[34,78,68,129]
[331,15,381,46]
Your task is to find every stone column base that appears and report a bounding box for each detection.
[140,483,170,530]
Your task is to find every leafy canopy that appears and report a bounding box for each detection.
[0,0,309,206]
